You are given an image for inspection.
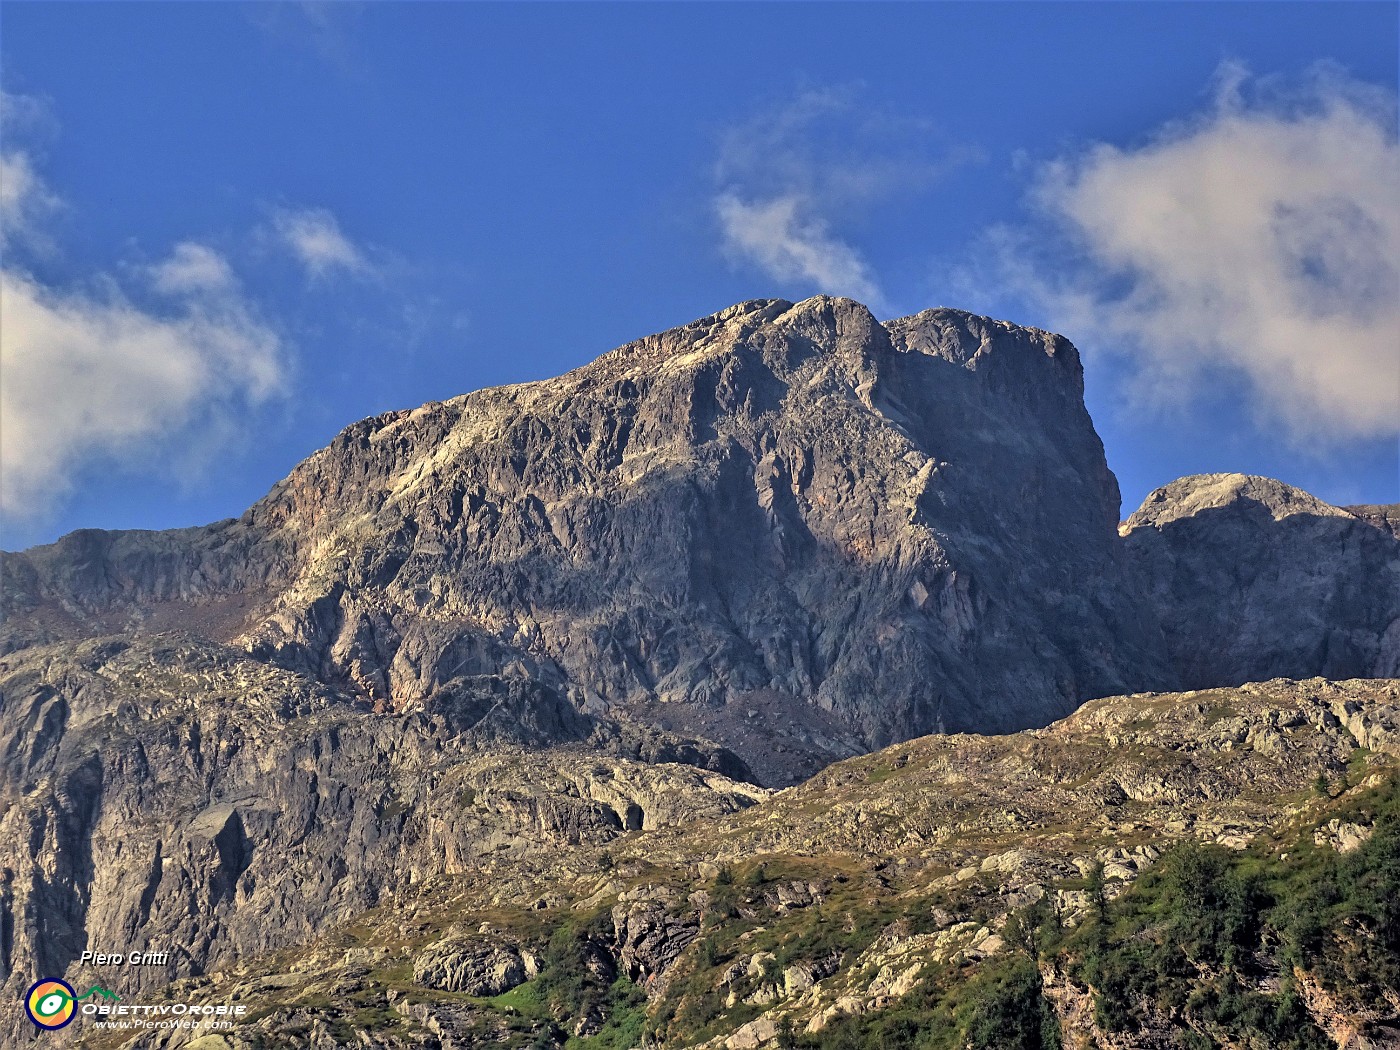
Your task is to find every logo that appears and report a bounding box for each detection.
[24,979,120,1030]
[25,979,76,1030]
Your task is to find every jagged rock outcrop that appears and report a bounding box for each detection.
[2,297,1169,780]
[1123,474,1400,687]
[612,896,700,989]
[413,930,539,996]
[114,677,1400,1050]
[0,635,764,1045]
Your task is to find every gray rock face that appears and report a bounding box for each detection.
[611,898,699,989]
[0,635,765,1045]
[1345,503,1400,541]
[0,520,285,655]
[1122,474,1400,686]
[413,931,539,996]
[2,297,1166,777]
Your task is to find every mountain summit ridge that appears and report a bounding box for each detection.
[2,296,1164,780]
[2,297,1396,781]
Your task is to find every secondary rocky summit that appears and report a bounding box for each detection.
[1124,472,1400,687]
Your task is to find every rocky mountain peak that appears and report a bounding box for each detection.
[887,305,1080,371]
[1122,472,1354,533]
[3,298,1391,782]
[1123,471,1400,686]
[2,297,1159,782]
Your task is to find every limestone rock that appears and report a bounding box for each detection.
[2,297,1169,782]
[1123,474,1400,685]
[412,932,538,996]
[1314,818,1373,854]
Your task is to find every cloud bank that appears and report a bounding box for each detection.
[1,265,284,516]
[0,92,59,252]
[1003,64,1399,444]
[0,93,287,520]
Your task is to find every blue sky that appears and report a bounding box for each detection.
[2,2,1397,549]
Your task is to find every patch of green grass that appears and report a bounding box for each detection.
[866,763,900,785]
[1347,746,1375,784]
[352,1006,400,1030]
[485,977,551,1019]
[565,978,648,1049]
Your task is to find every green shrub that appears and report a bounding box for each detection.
[1068,777,1400,1048]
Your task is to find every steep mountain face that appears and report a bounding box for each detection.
[1122,474,1400,687]
[2,297,1166,776]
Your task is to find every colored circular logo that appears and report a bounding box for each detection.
[25,978,76,1030]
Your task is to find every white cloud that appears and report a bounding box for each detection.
[272,206,369,278]
[999,63,1400,444]
[0,93,288,521]
[713,88,974,312]
[0,151,54,247]
[0,267,286,518]
[149,241,237,294]
[1,92,60,251]
[716,193,882,306]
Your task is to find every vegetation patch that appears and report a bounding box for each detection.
[1062,778,1399,1047]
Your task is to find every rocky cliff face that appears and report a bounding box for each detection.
[2,297,1167,778]
[1122,473,1400,687]
[1344,502,1400,541]
[0,633,764,1044]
